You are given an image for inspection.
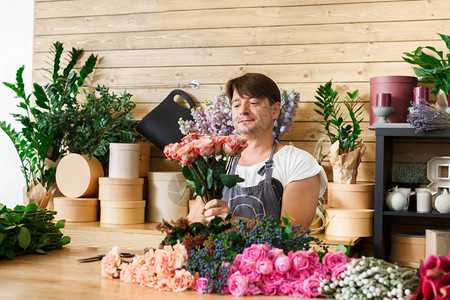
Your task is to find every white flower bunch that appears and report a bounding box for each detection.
[318,256,419,300]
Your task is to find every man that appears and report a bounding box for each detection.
[190,73,327,229]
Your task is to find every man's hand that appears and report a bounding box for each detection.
[203,199,230,221]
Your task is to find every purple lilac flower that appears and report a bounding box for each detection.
[407,101,450,133]
[179,88,300,139]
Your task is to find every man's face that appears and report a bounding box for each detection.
[231,91,280,137]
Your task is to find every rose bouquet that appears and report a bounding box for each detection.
[412,251,450,300]
[178,89,300,141]
[164,134,247,203]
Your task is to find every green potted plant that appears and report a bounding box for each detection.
[314,80,374,209]
[392,163,427,189]
[1,42,97,208]
[403,33,450,102]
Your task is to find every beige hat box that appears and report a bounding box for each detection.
[54,154,104,222]
[327,182,374,209]
[99,143,146,225]
[390,233,426,268]
[325,208,374,237]
[147,172,189,222]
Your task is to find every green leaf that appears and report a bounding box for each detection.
[0,233,5,245]
[60,236,71,245]
[336,244,347,253]
[5,248,15,260]
[220,174,244,188]
[56,219,66,229]
[35,248,47,254]
[18,227,31,249]
[178,186,187,200]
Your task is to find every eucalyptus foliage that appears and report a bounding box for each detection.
[0,202,70,260]
[313,80,364,154]
[403,33,450,97]
[1,42,97,191]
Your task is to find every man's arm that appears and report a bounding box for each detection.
[280,174,320,229]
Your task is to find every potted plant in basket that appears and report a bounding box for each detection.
[1,42,97,208]
[314,80,374,210]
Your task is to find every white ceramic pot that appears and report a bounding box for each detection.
[386,187,408,211]
[435,189,450,213]
[147,172,189,222]
[109,143,140,178]
[56,154,104,198]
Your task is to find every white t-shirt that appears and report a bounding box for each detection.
[235,145,327,197]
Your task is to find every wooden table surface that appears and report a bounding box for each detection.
[0,245,317,300]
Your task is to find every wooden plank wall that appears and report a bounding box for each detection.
[32,0,450,183]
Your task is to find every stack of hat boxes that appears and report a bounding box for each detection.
[99,143,147,225]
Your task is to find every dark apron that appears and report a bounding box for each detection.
[222,142,284,219]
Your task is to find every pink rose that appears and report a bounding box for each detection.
[331,263,347,279]
[247,283,262,295]
[288,268,312,282]
[227,271,249,297]
[222,135,247,155]
[193,138,215,156]
[240,263,261,283]
[256,259,274,275]
[208,135,225,154]
[260,283,277,296]
[243,244,267,263]
[101,246,121,279]
[167,269,194,292]
[233,253,244,270]
[267,247,284,261]
[323,251,349,270]
[163,142,182,160]
[289,280,310,298]
[302,274,324,298]
[308,249,320,267]
[288,250,310,271]
[195,277,212,294]
[181,133,203,143]
[175,143,197,165]
[262,271,285,287]
[275,256,292,274]
[277,281,292,295]
[313,263,331,278]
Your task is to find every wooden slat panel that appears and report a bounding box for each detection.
[34,0,407,18]
[33,19,450,52]
[32,62,416,87]
[33,41,443,67]
[34,1,450,35]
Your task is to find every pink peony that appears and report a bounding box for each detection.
[167,269,194,292]
[243,244,267,263]
[227,271,249,297]
[260,283,277,296]
[101,246,121,279]
[267,247,284,261]
[312,263,330,278]
[323,251,349,270]
[195,277,211,294]
[275,255,292,274]
[247,283,262,295]
[240,263,261,283]
[233,253,244,270]
[289,280,310,298]
[256,259,274,275]
[307,249,320,267]
[288,250,310,271]
[331,263,347,279]
[288,268,312,282]
[262,271,285,287]
[302,274,324,298]
[136,269,158,288]
[277,281,292,296]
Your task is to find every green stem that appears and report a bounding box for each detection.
[189,165,211,203]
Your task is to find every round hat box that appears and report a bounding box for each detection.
[99,177,144,201]
[100,200,145,224]
[327,183,374,209]
[325,208,374,237]
[56,154,104,198]
[390,232,425,268]
[109,143,140,179]
[54,197,99,222]
[147,172,189,222]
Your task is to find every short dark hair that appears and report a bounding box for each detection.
[226,73,281,105]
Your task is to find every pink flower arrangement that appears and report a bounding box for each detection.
[164,134,247,203]
[412,251,450,300]
[101,244,197,293]
[195,243,350,297]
